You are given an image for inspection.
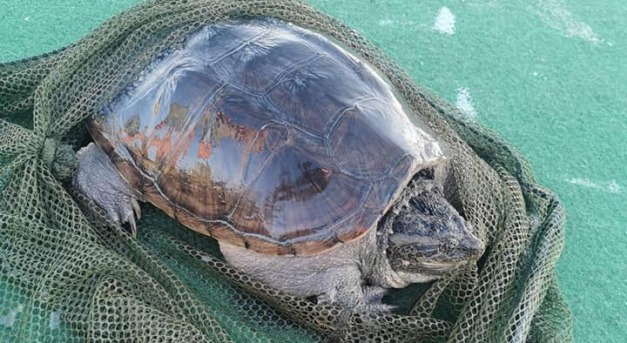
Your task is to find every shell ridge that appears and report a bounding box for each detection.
[203,27,272,65]
[94,18,436,255]
[260,54,323,97]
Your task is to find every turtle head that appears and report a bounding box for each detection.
[383,174,484,283]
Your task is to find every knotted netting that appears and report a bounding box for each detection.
[0,0,572,342]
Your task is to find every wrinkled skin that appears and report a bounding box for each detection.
[74,143,484,310]
[219,163,485,310]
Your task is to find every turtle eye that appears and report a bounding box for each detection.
[414,168,434,180]
[414,244,439,257]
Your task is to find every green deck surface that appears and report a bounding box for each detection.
[1,1,625,342]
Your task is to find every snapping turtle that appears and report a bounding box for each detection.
[74,19,484,310]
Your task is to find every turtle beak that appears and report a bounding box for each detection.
[459,232,484,261]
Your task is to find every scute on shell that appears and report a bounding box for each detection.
[89,18,446,255]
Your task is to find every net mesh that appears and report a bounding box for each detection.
[0,0,573,342]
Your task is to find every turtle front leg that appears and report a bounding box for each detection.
[73,143,141,235]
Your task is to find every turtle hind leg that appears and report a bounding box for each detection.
[73,143,141,235]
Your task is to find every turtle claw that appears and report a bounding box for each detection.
[363,286,397,312]
[107,188,141,237]
[74,143,142,237]
[126,216,138,238]
[101,189,140,237]
[131,198,142,221]
[121,203,139,237]
[124,198,141,237]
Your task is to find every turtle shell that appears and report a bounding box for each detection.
[89,19,446,256]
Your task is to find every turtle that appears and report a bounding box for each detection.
[73,18,485,310]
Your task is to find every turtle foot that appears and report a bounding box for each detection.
[316,286,397,313]
[363,287,397,312]
[73,143,141,236]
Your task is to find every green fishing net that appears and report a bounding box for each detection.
[0,0,573,342]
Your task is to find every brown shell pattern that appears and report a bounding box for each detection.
[90,19,446,256]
